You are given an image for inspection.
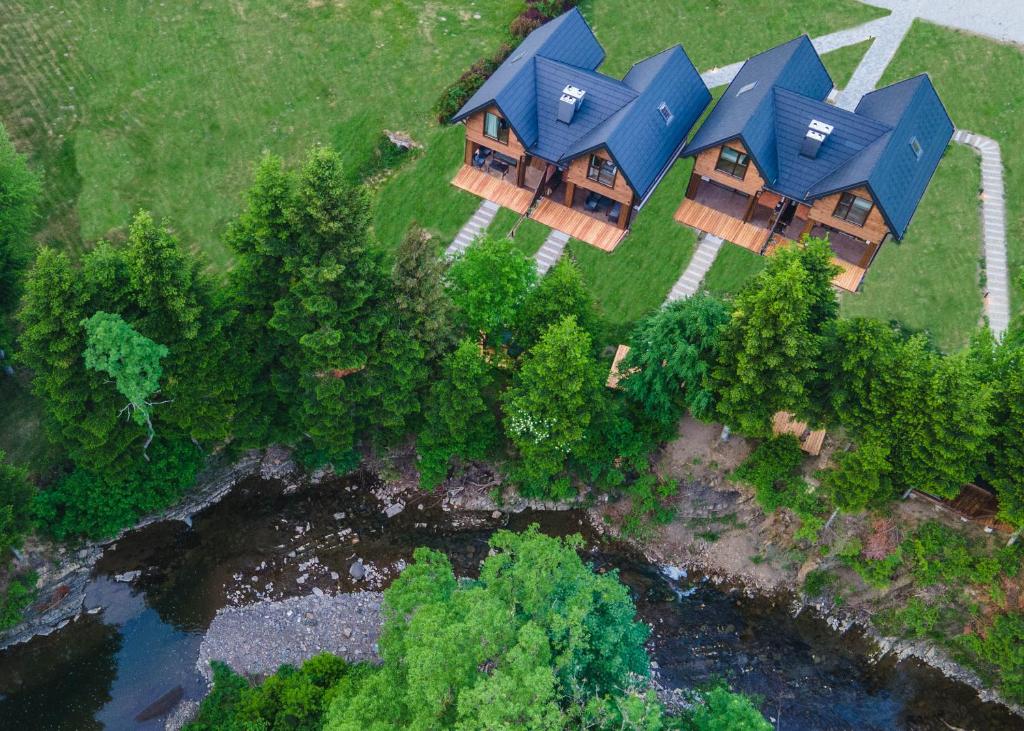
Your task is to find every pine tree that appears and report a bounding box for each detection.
[621,294,729,425]
[225,154,296,445]
[391,225,456,370]
[18,249,142,470]
[713,248,819,436]
[268,147,390,459]
[416,339,496,489]
[823,440,895,512]
[984,336,1024,527]
[502,316,602,497]
[514,257,597,351]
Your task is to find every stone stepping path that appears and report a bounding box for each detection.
[446,199,499,258]
[534,229,570,276]
[665,234,724,303]
[953,129,1010,336]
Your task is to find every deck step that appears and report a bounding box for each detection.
[446,199,500,259]
[665,234,725,303]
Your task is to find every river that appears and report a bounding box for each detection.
[0,472,1019,730]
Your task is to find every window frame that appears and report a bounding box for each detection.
[909,136,923,160]
[714,145,749,180]
[587,154,618,188]
[832,191,874,227]
[483,111,510,145]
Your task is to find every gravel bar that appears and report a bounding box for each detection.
[197,591,383,680]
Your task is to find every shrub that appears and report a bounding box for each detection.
[802,569,836,598]
[355,132,417,183]
[509,14,542,37]
[962,612,1024,704]
[31,438,204,540]
[433,44,513,124]
[620,473,678,538]
[0,571,37,631]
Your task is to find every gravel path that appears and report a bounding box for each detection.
[197,592,383,680]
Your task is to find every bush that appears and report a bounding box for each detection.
[962,612,1024,704]
[31,438,204,540]
[355,133,417,183]
[901,522,1012,587]
[620,473,678,538]
[802,569,836,598]
[0,571,37,631]
[0,451,33,558]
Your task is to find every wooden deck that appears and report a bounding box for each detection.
[451,165,534,215]
[531,198,626,251]
[674,197,770,252]
[767,237,867,293]
[772,411,826,456]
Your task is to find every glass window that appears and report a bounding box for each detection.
[714,146,749,179]
[909,136,923,159]
[658,102,673,124]
[483,112,509,144]
[587,155,617,187]
[832,191,873,227]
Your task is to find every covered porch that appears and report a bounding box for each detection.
[530,179,629,251]
[766,235,868,293]
[451,164,535,215]
[674,197,771,252]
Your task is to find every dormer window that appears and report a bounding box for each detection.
[658,102,674,124]
[484,112,509,145]
[909,136,923,160]
[737,81,757,96]
[715,146,749,179]
[587,155,618,187]
[833,191,873,227]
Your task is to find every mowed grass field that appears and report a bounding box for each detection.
[875,20,1024,321]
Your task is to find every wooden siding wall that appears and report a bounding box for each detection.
[693,139,765,197]
[564,147,635,206]
[807,186,889,243]
[464,105,527,159]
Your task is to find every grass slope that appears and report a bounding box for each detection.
[702,243,767,300]
[841,144,982,352]
[878,20,1024,320]
[822,39,873,89]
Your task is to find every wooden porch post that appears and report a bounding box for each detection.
[464,138,474,166]
[565,181,576,208]
[516,157,526,187]
[800,218,814,238]
[859,240,880,269]
[617,199,631,229]
[685,172,700,199]
[742,191,760,222]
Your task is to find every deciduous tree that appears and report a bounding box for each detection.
[514,257,597,351]
[447,235,536,339]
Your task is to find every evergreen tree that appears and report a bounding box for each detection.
[268,147,390,459]
[224,154,296,445]
[392,225,456,370]
[0,451,33,559]
[416,339,496,489]
[0,122,40,345]
[514,257,597,350]
[823,440,895,512]
[447,235,536,339]
[984,336,1024,527]
[18,249,141,470]
[713,248,819,435]
[502,316,602,497]
[364,311,429,444]
[621,294,729,425]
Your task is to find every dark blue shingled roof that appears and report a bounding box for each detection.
[682,36,953,239]
[451,9,710,202]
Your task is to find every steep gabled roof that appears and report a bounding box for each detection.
[451,10,710,201]
[808,75,954,237]
[682,35,833,183]
[682,36,953,240]
[563,45,711,201]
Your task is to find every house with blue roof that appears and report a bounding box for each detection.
[450,8,710,251]
[677,36,953,291]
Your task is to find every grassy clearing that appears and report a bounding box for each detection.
[879,20,1024,322]
[702,243,767,300]
[841,144,982,352]
[489,208,549,258]
[821,39,873,89]
[569,159,698,330]
[0,0,519,263]
[582,0,887,75]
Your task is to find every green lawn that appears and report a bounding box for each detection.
[822,39,873,89]
[841,144,982,352]
[879,20,1024,320]
[489,208,549,258]
[583,0,887,75]
[568,159,698,329]
[0,0,520,263]
[702,243,767,300]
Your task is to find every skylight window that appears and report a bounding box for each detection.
[736,81,757,96]
[658,102,674,124]
[909,136,923,160]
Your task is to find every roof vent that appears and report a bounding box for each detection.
[558,84,586,124]
[800,118,834,159]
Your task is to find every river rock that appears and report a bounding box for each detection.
[349,560,365,580]
[384,501,405,518]
[114,570,141,583]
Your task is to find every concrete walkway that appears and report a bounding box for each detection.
[835,4,917,110]
[534,229,570,276]
[953,130,1011,336]
[665,234,725,303]
[446,199,499,258]
[860,0,1024,46]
